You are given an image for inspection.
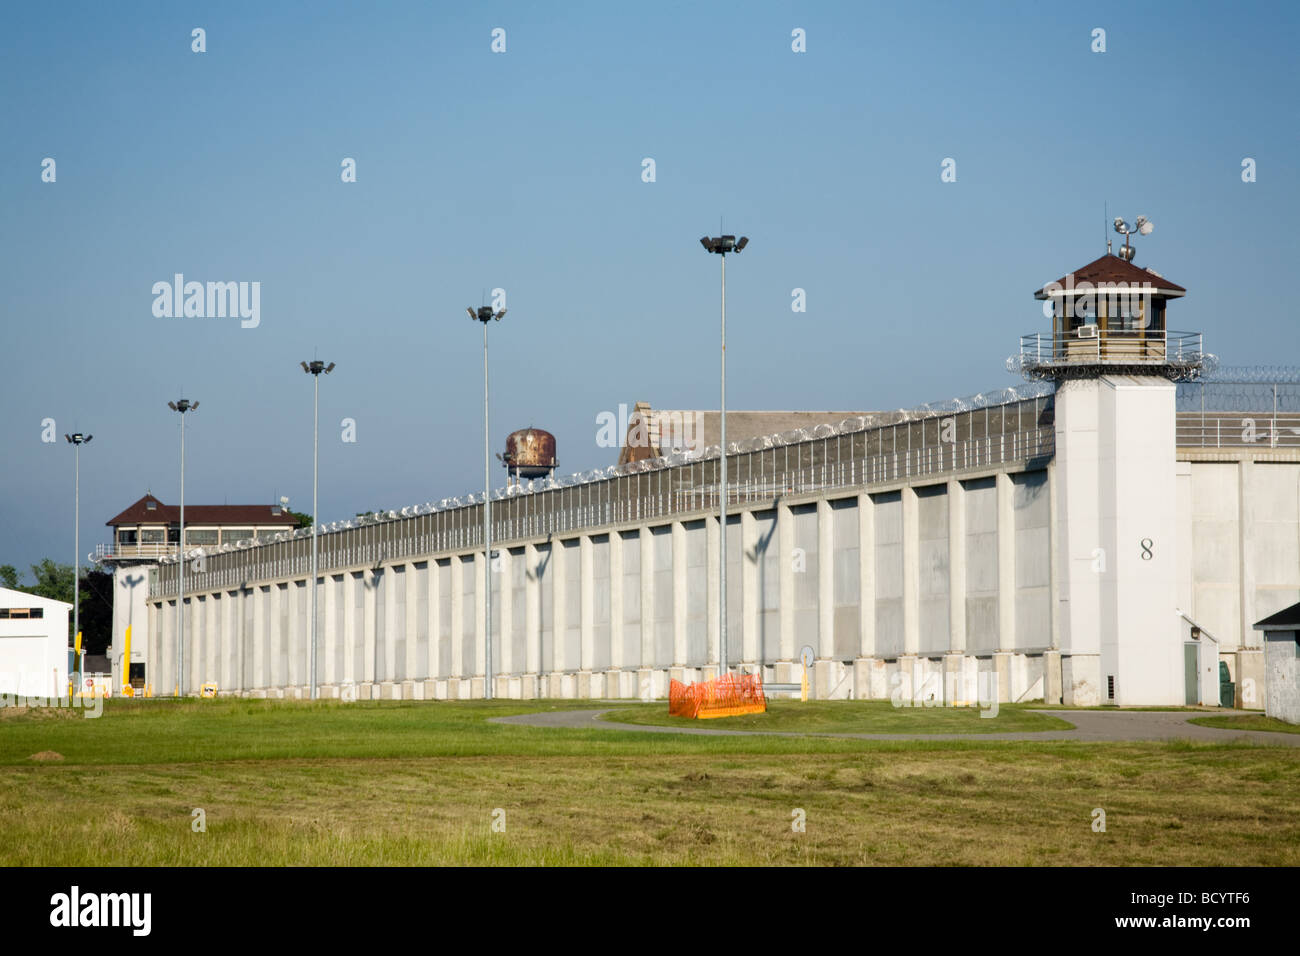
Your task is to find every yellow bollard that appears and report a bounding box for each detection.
[121,625,132,697]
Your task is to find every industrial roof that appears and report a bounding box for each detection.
[0,586,72,610]
[1254,601,1300,631]
[105,493,300,528]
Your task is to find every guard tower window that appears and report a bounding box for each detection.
[1064,299,1096,331]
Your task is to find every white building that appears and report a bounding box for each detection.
[0,587,71,698]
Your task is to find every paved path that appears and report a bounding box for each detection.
[491,707,1300,746]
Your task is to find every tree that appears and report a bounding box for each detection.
[287,509,313,529]
[79,568,114,656]
[25,558,75,604]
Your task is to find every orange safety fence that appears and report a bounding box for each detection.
[668,673,767,719]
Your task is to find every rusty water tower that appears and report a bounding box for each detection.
[501,427,557,486]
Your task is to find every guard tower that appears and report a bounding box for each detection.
[1019,252,1201,380]
[1020,224,1206,705]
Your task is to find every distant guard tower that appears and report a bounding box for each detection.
[1018,220,1205,704]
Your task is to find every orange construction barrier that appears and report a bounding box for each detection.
[668,673,767,719]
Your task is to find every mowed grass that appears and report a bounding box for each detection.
[1189,714,1300,735]
[1,699,1297,866]
[599,700,1073,734]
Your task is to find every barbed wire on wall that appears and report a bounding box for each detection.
[1176,367,1300,413]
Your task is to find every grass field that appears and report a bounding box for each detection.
[598,700,1074,734]
[1189,714,1300,735]
[2,698,1297,866]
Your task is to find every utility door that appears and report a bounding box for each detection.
[1184,642,1199,706]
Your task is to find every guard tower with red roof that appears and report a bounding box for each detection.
[1019,253,1202,380]
[98,493,300,694]
[1030,241,1206,705]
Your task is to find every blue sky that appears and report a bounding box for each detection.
[1,0,1296,575]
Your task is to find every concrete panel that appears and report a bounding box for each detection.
[509,549,526,675]
[434,560,451,678]
[535,544,553,674]
[563,540,581,672]
[651,526,673,667]
[488,550,502,675]
[591,535,611,671]
[411,563,428,681]
[753,510,779,665]
[831,498,860,660]
[392,565,406,682]
[684,521,707,665]
[792,505,818,655]
[916,485,950,655]
[459,556,475,679]
[622,532,640,666]
[1014,470,1051,648]
[873,491,904,658]
[964,477,999,653]
[277,583,290,688]
[726,513,742,658]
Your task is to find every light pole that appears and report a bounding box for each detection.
[467,305,506,699]
[699,234,748,677]
[167,398,198,696]
[300,360,335,700]
[65,432,92,691]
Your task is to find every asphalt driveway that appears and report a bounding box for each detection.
[491,707,1300,746]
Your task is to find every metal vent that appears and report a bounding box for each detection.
[1107,675,1116,700]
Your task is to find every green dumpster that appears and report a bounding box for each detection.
[1218,661,1235,708]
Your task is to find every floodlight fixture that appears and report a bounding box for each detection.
[1112,214,1156,262]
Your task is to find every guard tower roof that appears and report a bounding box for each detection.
[1034,254,1186,300]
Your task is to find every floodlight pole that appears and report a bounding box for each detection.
[302,360,334,701]
[468,306,506,699]
[313,371,319,699]
[168,399,197,696]
[720,251,728,677]
[700,234,748,678]
[484,320,492,700]
[74,439,81,688]
[179,409,185,696]
[65,433,91,690]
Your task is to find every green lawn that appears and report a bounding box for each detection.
[1189,714,1300,735]
[598,699,1074,734]
[1,698,1296,866]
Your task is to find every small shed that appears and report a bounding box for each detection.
[1254,602,1300,725]
[0,587,72,699]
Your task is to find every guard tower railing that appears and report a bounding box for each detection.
[1019,330,1203,378]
